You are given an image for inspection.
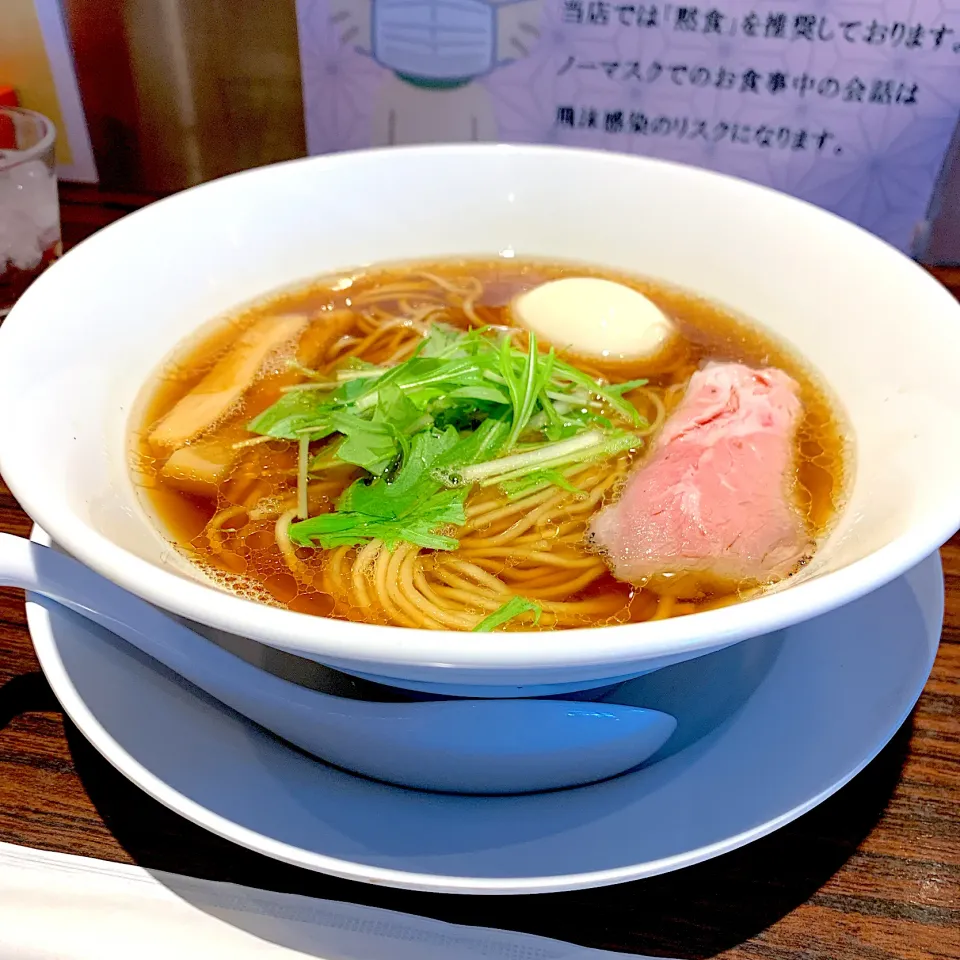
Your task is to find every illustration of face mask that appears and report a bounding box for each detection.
[371,0,498,80]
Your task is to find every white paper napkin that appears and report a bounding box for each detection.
[0,842,661,960]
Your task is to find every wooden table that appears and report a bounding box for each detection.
[0,185,957,959]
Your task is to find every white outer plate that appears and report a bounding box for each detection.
[26,539,942,895]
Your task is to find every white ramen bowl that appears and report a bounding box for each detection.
[1,144,959,696]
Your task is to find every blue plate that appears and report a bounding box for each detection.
[26,532,942,895]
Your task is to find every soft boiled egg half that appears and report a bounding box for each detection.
[512,277,678,362]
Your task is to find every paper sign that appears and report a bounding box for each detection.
[296,0,960,252]
[0,0,97,182]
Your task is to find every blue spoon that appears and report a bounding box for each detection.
[0,533,676,794]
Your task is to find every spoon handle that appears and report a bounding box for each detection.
[0,531,386,726]
[0,533,676,793]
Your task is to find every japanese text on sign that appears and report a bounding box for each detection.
[296,0,960,253]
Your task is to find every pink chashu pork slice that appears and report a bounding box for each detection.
[589,361,812,591]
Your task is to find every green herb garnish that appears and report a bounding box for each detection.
[473,596,543,632]
[288,428,469,549]
[502,468,587,501]
[251,324,646,552]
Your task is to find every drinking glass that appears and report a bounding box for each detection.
[0,107,60,318]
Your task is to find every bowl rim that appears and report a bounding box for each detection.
[3,142,960,672]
